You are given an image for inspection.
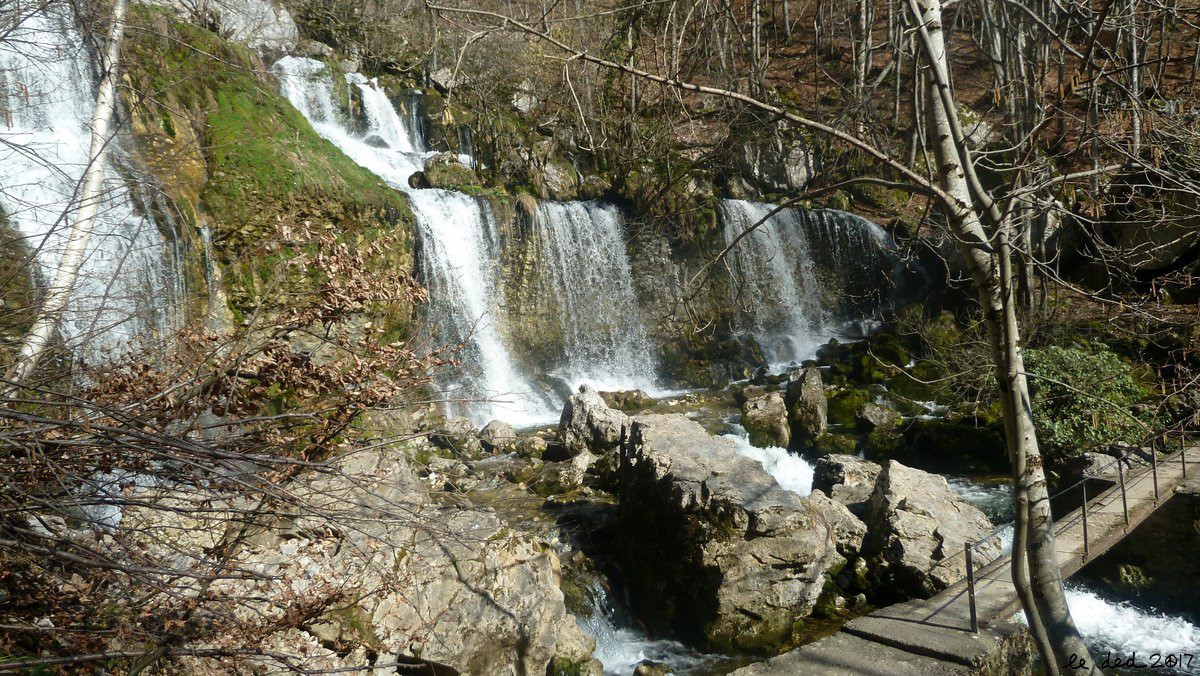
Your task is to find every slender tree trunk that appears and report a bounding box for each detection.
[4,0,128,396]
[1128,0,1142,156]
[908,0,1099,671]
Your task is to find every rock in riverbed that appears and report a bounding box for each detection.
[786,366,827,442]
[557,385,631,458]
[614,413,865,653]
[742,391,791,448]
[812,454,883,517]
[863,460,1000,597]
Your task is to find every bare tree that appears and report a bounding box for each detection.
[3,0,128,395]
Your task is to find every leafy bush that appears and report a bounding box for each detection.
[1024,346,1152,462]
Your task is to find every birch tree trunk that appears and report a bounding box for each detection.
[908,0,1099,671]
[3,0,128,395]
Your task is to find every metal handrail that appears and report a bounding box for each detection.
[959,432,1194,634]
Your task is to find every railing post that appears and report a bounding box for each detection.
[1081,480,1089,559]
[965,542,978,633]
[1119,463,1129,528]
[1184,445,1189,478]
[1152,450,1159,503]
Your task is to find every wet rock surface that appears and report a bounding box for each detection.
[786,366,827,442]
[557,385,631,458]
[812,454,883,517]
[741,391,791,448]
[480,419,518,453]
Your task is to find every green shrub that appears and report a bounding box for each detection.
[1024,346,1152,462]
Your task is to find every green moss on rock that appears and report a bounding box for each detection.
[827,389,873,428]
[424,154,483,191]
[810,432,860,457]
[123,7,415,325]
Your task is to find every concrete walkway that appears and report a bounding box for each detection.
[735,447,1200,674]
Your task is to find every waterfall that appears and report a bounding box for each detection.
[532,201,661,393]
[0,4,178,365]
[272,56,556,424]
[720,199,898,367]
[412,190,556,426]
[273,56,425,188]
[579,578,729,675]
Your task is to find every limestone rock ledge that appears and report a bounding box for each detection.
[614,414,865,653]
[102,451,598,675]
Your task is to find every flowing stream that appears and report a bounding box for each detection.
[0,5,179,365]
[721,421,814,496]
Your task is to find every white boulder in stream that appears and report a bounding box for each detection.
[741,391,791,448]
[557,384,632,457]
[614,414,865,653]
[812,454,883,516]
[862,460,1000,597]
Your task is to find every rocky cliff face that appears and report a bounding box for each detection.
[141,0,299,52]
[80,445,598,675]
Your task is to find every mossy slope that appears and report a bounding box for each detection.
[122,7,414,328]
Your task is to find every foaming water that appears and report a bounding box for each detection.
[272,56,425,187]
[1066,583,1200,669]
[273,57,667,423]
[272,56,557,424]
[579,581,736,675]
[0,5,179,363]
[957,476,1200,655]
[411,189,557,426]
[721,424,814,496]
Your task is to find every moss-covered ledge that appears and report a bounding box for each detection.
[122,5,416,331]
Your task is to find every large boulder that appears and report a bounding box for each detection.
[812,454,882,517]
[742,392,791,448]
[614,414,863,652]
[531,451,596,496]
[858,401,900,432]
[557,385,631,458]
[598,389,655,412]
[785,367,827,441]
[479,420,518,453]
[429,416,484,459]
[863,460,1000,598]
[423,151,480,189]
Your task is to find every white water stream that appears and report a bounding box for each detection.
[0,5,179,365]
[532,201,662,395]
[272,56,560,425]
[721,422,814,496]
[950,475,1199,671]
